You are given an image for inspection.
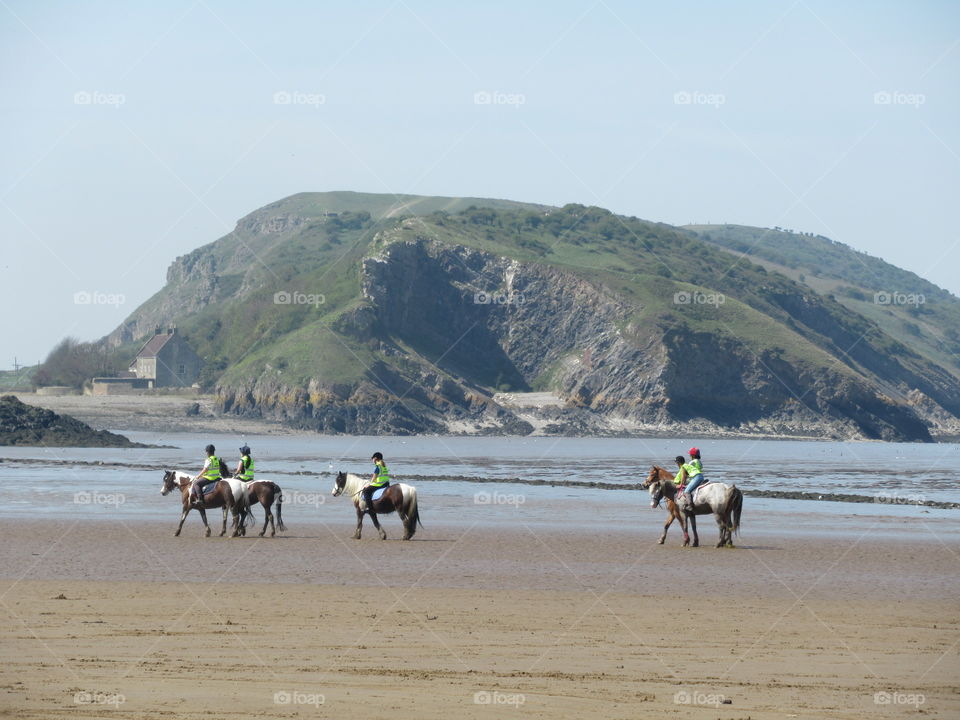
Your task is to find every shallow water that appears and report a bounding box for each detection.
[0,433,956,525]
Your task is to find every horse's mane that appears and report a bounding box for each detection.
[339,472,367,495]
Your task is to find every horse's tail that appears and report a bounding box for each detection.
[403,485,422,539]
[273,483,286,532]
[731,485,742,537]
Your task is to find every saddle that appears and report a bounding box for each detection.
[359,486,388,511]
[201,482,220,496]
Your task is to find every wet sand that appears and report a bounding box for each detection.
[0,517,957,719]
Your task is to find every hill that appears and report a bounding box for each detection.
[67,192,960,441]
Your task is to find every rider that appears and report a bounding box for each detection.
[235,445,255,482]
[673,455,688,488]
[361,452,391,511]
[191,444,222,505]
[681,447,705,510]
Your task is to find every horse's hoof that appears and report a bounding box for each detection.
[657,539,665,545]
[204,529,211,537]
[352,533,361,540]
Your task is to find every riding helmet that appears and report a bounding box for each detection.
[688,447,700,458]
[205,444,216,454]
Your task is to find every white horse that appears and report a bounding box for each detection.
[160,470,250,537]
[331,471,423,540]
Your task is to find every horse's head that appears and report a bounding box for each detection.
[332,471,347,497]
[160,470,179,496]
[642,466,659,489]
[644,467,664,508]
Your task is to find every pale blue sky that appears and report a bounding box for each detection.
[2,1,958,367]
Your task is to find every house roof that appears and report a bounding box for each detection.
[135,333,174,359]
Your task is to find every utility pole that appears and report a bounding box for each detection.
[13,357,21,373]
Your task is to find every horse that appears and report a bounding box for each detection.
[235,480,286,537]
[641,465,742,548]
[159,470,246,537]
[331,471,423,540]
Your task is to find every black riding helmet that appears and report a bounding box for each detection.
[205,444,216,455]
[371,452,383,461]
[239,445,251,455]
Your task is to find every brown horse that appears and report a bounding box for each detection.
[159,470,244,537]
[236,480,286,537]
[642,465,742,548]
[331,471,422,540]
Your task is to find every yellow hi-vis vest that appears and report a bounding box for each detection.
[371,463,390,487]
[203,456,222,481]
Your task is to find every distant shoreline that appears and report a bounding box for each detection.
[9,392,959,444]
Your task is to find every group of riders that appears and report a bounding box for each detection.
[188,443,703,511]
[189,445,391,509]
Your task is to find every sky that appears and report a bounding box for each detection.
[1,0,958,368]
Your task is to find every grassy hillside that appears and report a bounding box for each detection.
[686,224,960,378]
[61,192,959,439]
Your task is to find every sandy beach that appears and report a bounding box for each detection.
[1,516,957,719]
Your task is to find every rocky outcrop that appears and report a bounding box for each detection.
[0,395,147,447]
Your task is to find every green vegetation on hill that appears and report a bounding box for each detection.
[686,224,960,377]
[36,191,959,439]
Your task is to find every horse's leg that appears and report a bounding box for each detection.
[689,513,699,547]
[353,506,363,539]
[175,503,190,537]
[220,505,228,537]
[672,502,691,547]
[659,512,673,544]
[197,507,211,537]
[369,511,386,540]
[260,497,276,537]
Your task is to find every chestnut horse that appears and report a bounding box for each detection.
[642,465,742,548]
[331,471,422,540]
[236,480,286,537]
[159,470,244,537]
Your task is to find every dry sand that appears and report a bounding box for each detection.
[0,516,957,719]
